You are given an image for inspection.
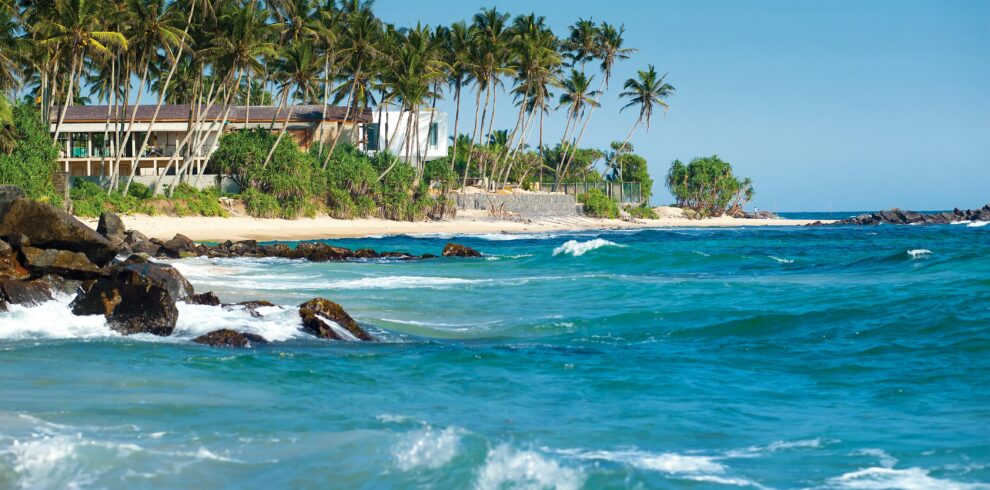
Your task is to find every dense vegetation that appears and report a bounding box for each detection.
[70,180,227,218]
[577,188,620,219]
[0,0,673,203]
[0,102,62,205]
[665,155,754,218]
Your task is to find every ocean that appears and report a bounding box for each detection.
[1,223,989,489]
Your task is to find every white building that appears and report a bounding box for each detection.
[361,110,448,167]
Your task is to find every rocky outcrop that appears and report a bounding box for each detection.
[70,261,181,336]
[730,208,779,219]
[97,212,126,241]
[442,243,482,257]
[0,277,54,306]
[0,198,117,266]
[184,291,221,306]
[0,239,30,280]
[162,234,197,258]
[298,298,375,341]
[193,329,268,348]
[835,205,990,226]
[19,247,102,280]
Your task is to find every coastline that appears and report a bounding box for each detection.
[79,210,833,242]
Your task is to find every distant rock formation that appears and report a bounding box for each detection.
[828,205,990,226]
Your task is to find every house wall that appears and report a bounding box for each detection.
[364,110,448,165]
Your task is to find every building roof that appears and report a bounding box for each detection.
[51,104,372,124]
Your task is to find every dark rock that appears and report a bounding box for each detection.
[0,278,54,306]
[3,234,30,250]
[193,329,268,348]
[97,212,126,240]
[0,239,30,280]
[420,253,438,259]
[19,247,103,280]
[229,300,277,318]
[0,198,117,266]
[229,240,258,256]
[442,243,482,258]
[354,248,380,259]
[298,297,374,341]
[380,251,416,260]
[35,273,80,297]
[185,291,221,306]
[124,229,149,245]
[70,264,178,336]
[294,242,355,262]
[162,234,196,258]
[117,256,194,300]
[0,185,27,217]
[131,240,163,256]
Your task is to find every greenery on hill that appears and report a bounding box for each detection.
[665,155,754,218]
[0,102,62,206]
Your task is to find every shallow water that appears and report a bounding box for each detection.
[1,225,989,489]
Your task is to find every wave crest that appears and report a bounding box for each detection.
[476,445,585,490]
[553,239,624,257]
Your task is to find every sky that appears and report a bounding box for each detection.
[374,0,990,211]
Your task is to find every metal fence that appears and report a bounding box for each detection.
[544,182,643,204]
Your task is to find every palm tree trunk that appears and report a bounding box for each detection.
[615,117,641,181]
[375,109,411,181]
[111,56,151,192]
[261,85,297,168]
[323,61,363,169]
[449,81,461,172]
[461,85,483,188]
[51,55,80,144]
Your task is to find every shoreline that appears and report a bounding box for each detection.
[80,211,834,242]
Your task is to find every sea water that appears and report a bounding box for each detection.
[1,224,988,489]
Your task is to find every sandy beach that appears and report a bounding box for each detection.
[80,210,832,242]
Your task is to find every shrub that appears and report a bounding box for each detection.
[627,205,658,219]
[665,155,754,218]
[242,188,282,218]
[0,103,62,205]
[578,189,620,219]
[70,179,154,217]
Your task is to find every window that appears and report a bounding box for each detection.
[70,132,89,158]
[56,133,70,157]
[365,123,380,151]
[91,133,111,157]
[428,122,439,148]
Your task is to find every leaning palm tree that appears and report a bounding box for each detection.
[445,20,471,173]
[617,64,674,155]
[36,0,128,143]
[553,69,598,185]
[261,42,321,168]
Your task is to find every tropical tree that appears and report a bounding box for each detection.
[618,64,674,153]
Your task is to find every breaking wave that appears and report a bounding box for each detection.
[552,239,624,257]
[392,425,464,471]
[826,466,990,490]
[476,445,585,490]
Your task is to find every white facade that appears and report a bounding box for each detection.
[362,110,448,166]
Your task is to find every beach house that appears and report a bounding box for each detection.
[50,105,446,178]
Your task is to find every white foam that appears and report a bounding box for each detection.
[315,315,359,341]
[950,220,972,225]
[552,239,624,257]
[966,221,988,228]
[392,426,463,471]
[474,232,562,241]
[6,434,89,489]
[558,448,766,488]
[0,296,116,340]
[856,448,898,469]
[322,276,487,290]
[476,445,585,490]
[768,256,795,264]
[827,466,990,490]
[171,303,307,342]
[906,249,933,258]
[725,438,825,458]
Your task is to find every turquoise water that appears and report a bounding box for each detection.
[1,224,989,489]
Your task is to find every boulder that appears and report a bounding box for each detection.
[162,234,196,258]
[442,243,482,258]
[294,242,355,262]
[298,298,374,341]
[0,198,117,266]
[124,229,149,245]
[0,278,54,306]
[184,291,221,306]
[354,248,380,259]
[19,247,103,280]
[70,265,178,336]
[0,185,26,217]
[131,240,163,257]
[96,212,126,240]
[380,251,416,260]
[228,300,277,318]
[193,329,268,348]
[117,256,193,300]
[0,239,29,280]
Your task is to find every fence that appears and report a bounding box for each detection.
[543,182,643,204]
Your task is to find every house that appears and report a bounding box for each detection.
[49,104,449,178]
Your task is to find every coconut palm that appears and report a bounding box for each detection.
[261,42,321,168]
[617,64,674,155]
[0,95,15,154]
[553,69,598,185]
[0,7,24,96]
[445,20,471,172]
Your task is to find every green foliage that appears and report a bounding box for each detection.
[70,179,154,217]
[577,188,620,219]
[242,188,284,219]
[70,179,228,218]
[627,204,658,219]
[614,153,653,203]
[423,159,456,191]
[0,103,62,205]
[169,183,227,217]
[665,155,754,218]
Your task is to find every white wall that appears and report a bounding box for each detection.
[364,110,448,165]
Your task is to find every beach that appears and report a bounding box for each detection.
[80,210,832,241]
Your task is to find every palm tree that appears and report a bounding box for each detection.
[0,95,15,155]
[261,42,321,168]
[36,0,128,143]
[0,7,25,96]
[617,64,674,157]
[553,69,598,185]
[445,20,470,173]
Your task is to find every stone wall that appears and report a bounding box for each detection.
[73,175,241,194]
[451,193,582,217]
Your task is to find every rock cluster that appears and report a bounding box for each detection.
[0,185,489,346]
[818,205,990,226]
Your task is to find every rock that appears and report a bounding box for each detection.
[19,247,103,280]
[0,198,117,266]
[70,264,178,336]
[294,242,355,262]
[354,248,380,259]
[124,229,149,245]
[0,239,29,280]
[117,256,194,300]
[96,212,126,240]
[0,278,54,306]
[184,291,221,306]
[442,243,482,258]
[0,185,26,217]
[162,234,196,258]
[298,298,374,341]
[835,205,990,226]
[34,273,80,297]
[3,234,29,251]
[380,251,416,260]
[228,300,277,318]
[420,253,438,259]
[131,240,163,256]
[193,329,268,348]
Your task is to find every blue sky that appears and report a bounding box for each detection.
[376,0,990,211]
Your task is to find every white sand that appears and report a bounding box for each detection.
[80,210,832,242]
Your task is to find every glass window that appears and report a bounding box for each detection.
[70,132,89,158]
[91,133,111,157]
[428,122,439,148]
[365,123,380,151]
[56,133,70,157]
